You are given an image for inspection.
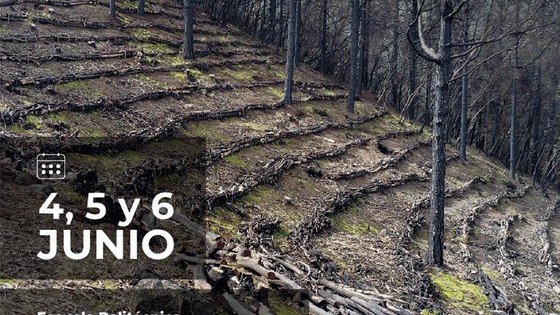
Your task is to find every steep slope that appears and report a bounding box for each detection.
[0,1,559,315]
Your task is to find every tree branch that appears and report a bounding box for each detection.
[406,0,440,63]
[447,0,469,19]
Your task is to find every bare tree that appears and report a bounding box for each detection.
[109,0,116,17]
[138,0,145,16]
[408,0,463,267]
[284,0,297,105]
[347,0,360,112]
[320,0,328,74]
[183,0,194,59]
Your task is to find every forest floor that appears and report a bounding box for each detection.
[0,1,559,315]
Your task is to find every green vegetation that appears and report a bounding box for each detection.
[421,310,440,315]
[25,115,42,129]
[222,66,255,81]
[244,186,277,205]
[207,207,241,236]
[132,28,153,40]
[335,220,378,235]
[140,43,175,54]
[267,86,284,98]
[224,154,249,168]
[138,74,167,89]
[430,272,490,314]
[236,120,270,132]
[481,266,501,281]
[268,292,302,315]
[56,80,88,93]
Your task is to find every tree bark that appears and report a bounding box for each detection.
[183,0,194,59]
[138,0,145,15]
[347,0,360,112]
[390,0,400,109]
[320,0,328,74]
[510,34,520,179]
[427,0,453,267]
[109,0,115,17]
[283,0,297,105]
[268,0,277,43]
[407,0,418,120]
[294,0,302,67]
[460,5,470,162]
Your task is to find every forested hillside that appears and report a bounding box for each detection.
[0,0,559,315]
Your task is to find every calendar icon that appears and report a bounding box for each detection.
[36,153,66,180]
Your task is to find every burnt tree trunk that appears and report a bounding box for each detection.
[347,0,360,112]
[138,0,145,15]
[427,1,453,267]
[407,0,418,120]
[294,0,302,67]
[320,0,327,74]
[283,0,297,105]
[109,0,115,17]
[459,5,470,162]
[183,0,194,59]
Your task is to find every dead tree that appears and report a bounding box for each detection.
[283,0,297,105]
[347,0,360,112]
[183,0,195,59]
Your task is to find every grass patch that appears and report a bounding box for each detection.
[140,43,175,54]
[335,220,378,235]
[243,186,277,205]
[272,223,290,252]
[186,123,231,143]
[430,272,490,314]
[56,80,87,93]
[222,66,255,81]
[267,86,284,98]
[59,190,86,204]
[132,28,153,40]
[207,207,241,237]
[224,154,249,168]
[138,74,167,89]
[25,115,42,129]
[268,291,303,315]
[481,266,501,281]
[236,121,270,132]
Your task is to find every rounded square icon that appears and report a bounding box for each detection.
[36,153,66,180]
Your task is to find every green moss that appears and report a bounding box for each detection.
[9,124,26,133]
[335,221,378,235]
[268,291,302,315]
[317,88,337,96]
[56,80,88,93]
[208,207,241,236]
[132,28,153,40]
[25,115,42,129]
[0,278,18,285]
[272,224,290,251]
[236,121,270,132]
[267,86,284,98]
[481,266,501,281]
[188,68,204,81]
[243,186,276,205]
[0,25,8,34]
[421,310,440,315]
[187,123,230,142]
[138,74,167,89]
[170,71,186,81]
[430,272,490,314]
[169,55,187,67]
[224,154,249,168]
[59,190,86,204]
[222,66,254,81]
[117,14,131,25]
[140,43,175,54]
